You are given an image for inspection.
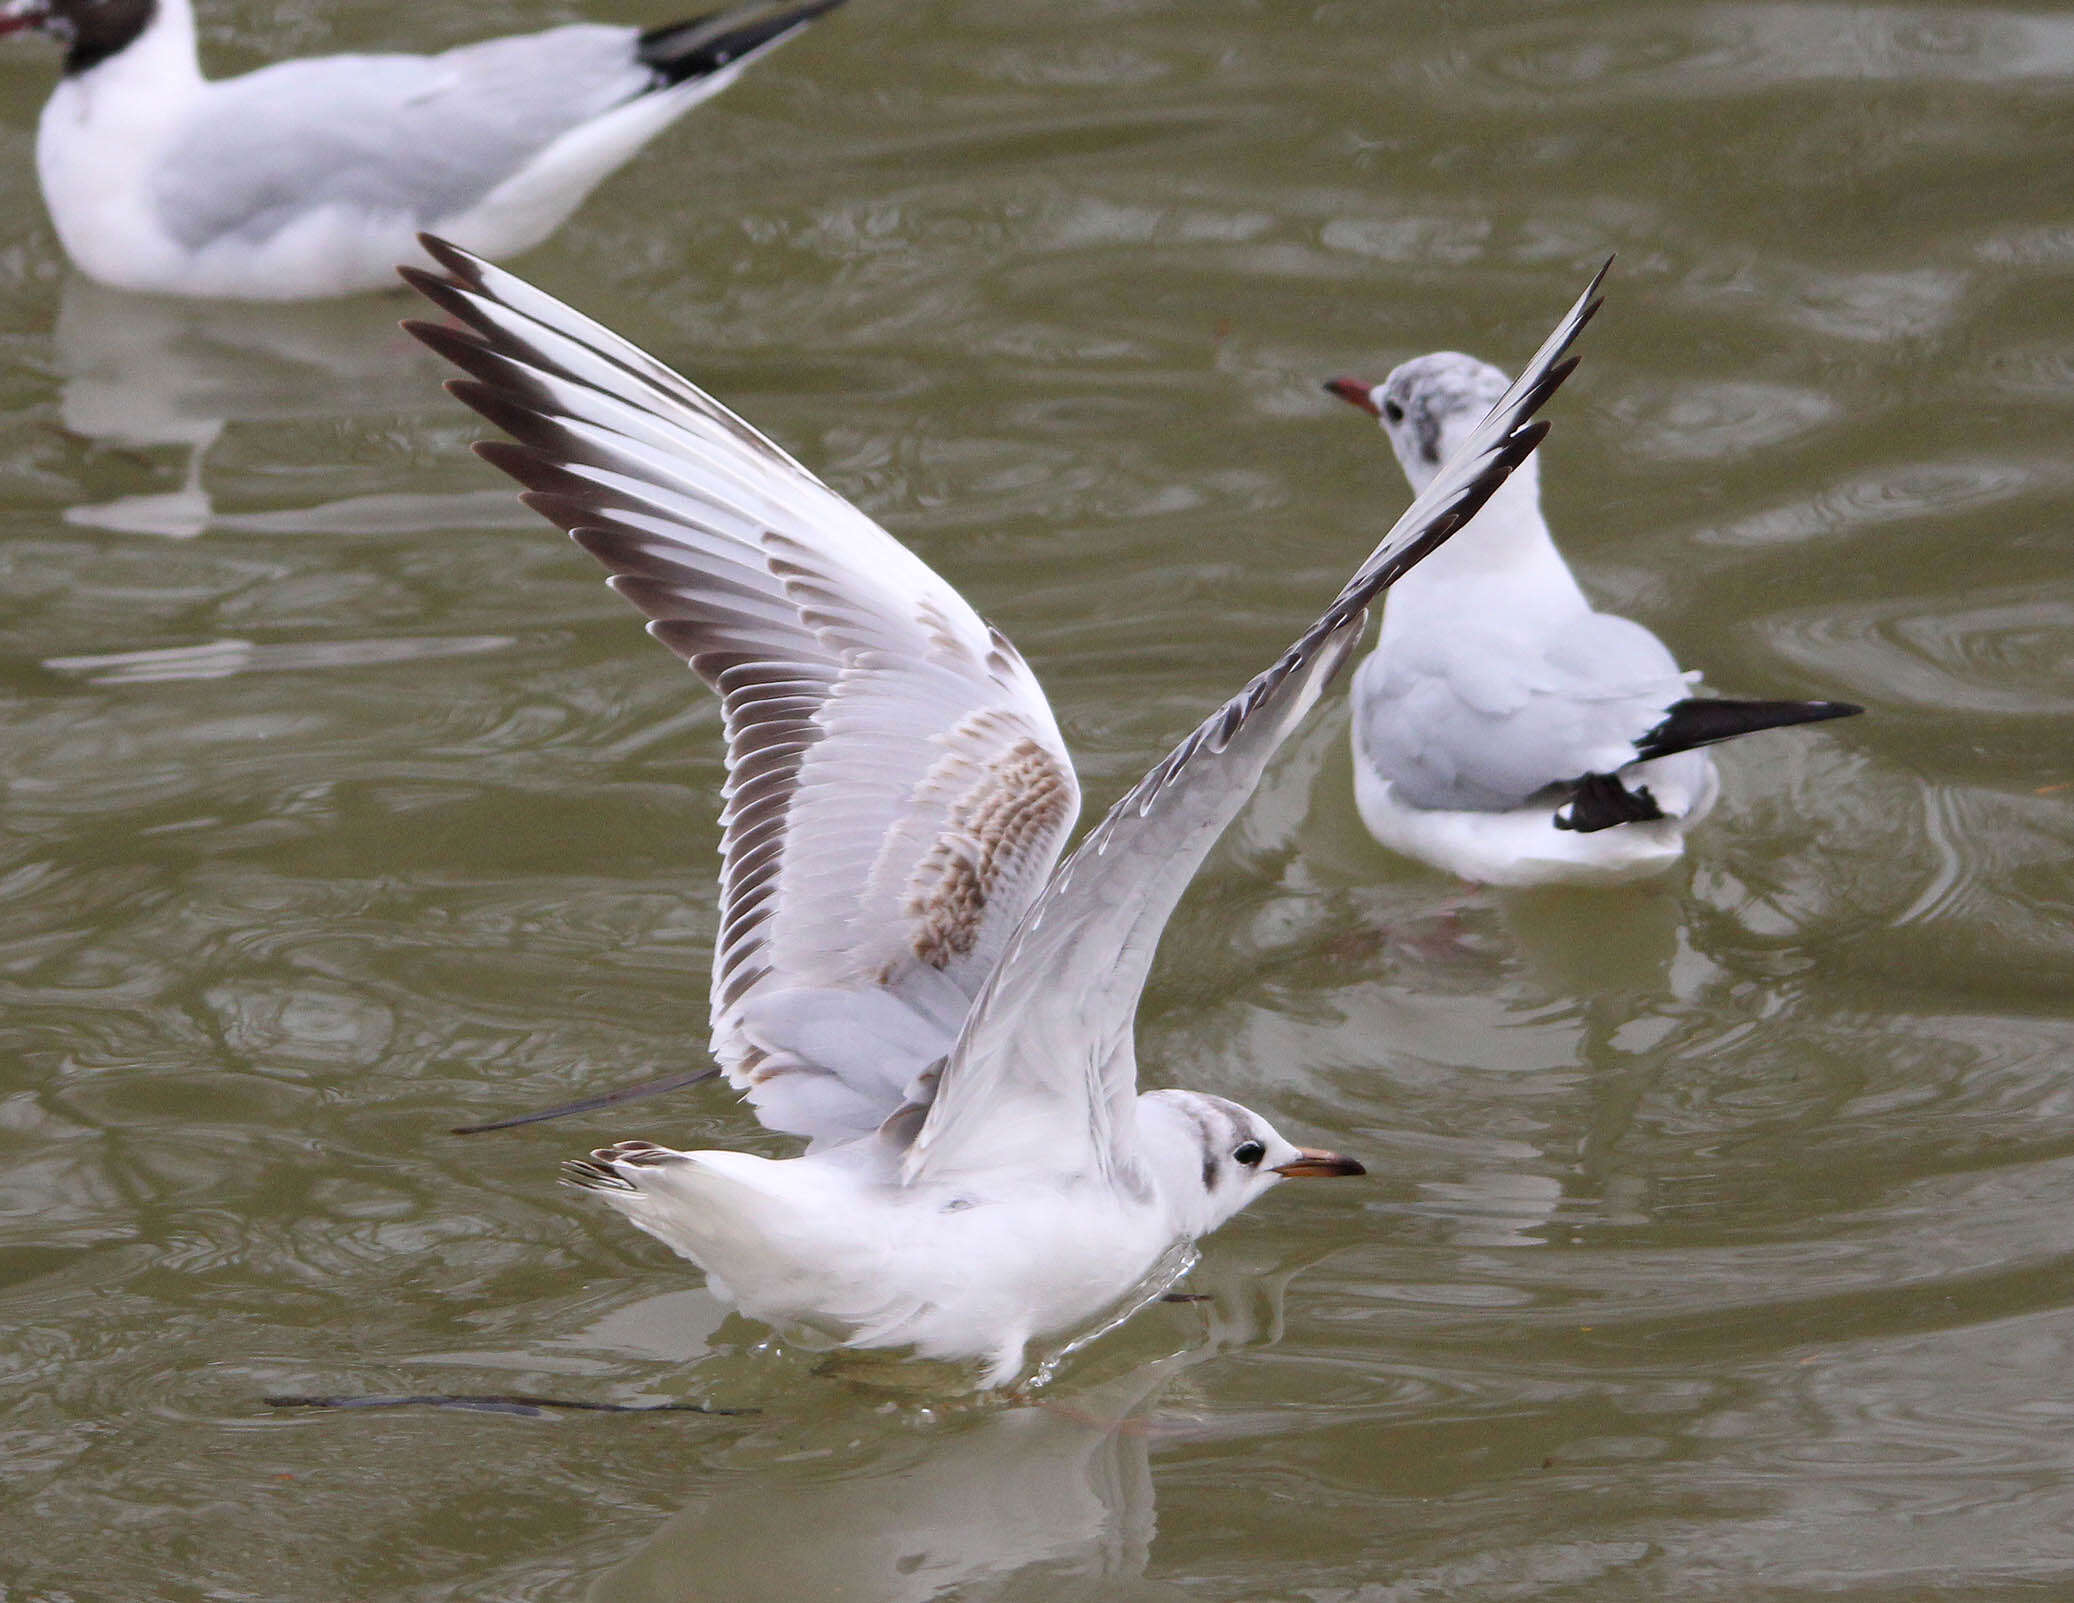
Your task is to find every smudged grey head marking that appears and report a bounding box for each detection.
[1381,353,1513,476]
[1175,1093,1275,1193]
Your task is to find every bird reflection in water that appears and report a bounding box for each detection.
[50,275,516,538]
[591,1248,1330,1603]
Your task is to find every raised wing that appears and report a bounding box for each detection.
[904,265,1608,1187]
[403,238,1081,1146]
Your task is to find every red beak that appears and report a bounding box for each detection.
[1323,378,1380,417]
[1272,1147,1366,1179]
[0,0,49,35]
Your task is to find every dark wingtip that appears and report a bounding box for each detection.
[1538,354,1581,394]
[1578,254,1614,320]
[1555,771,1667,834]
[1634,696,1867,762]
[1509,417,1552,454]
[637,0,848,86]
[401,318,492,374]
[396,264,447,300]
[415,232,487,286]
[400,267,499,342]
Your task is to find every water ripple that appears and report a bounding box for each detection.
[1759,581,2074,714]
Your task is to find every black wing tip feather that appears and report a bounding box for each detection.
[637,0,847,87]
[395,264,448,303]
[412,233,489,289]
[447,377,560,450]
[1573,254,1612,327]
[1635,697,1865,762]
[1555,772,1665,834]
[401,318,499,385]
[399,261,510,358]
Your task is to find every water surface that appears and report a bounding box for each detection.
[4,0,2074,1596]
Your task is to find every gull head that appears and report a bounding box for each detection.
[0,0,155,69]
[1326,352,1513,494]
[1138,1089,1363,1240]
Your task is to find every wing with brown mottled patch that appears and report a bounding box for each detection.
[402,239,1081,1147]
[906,264,1607,1188]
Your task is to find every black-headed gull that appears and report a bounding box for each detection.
[1325,352,1861,888]
[0,0,843,300]
[403,238,1598,1388]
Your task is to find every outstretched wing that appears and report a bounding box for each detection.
[403,238,1080,1147]
[904,265,1608,1187]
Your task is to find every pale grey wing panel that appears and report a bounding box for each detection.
[905,266,1609,1188]
[1353,608,1691,811]
[403,240,1081,1146]
[152,28,651,251]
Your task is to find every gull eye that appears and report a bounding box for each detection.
[1382,399,1406,425]
[1232,1140,1266,1167]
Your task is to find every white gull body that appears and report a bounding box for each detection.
[1327,353,1859,889]
[0,0,841,300]
[404,239,1603,1387]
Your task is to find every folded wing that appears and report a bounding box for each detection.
[156,0,840,253]
[403,238,1080,1147]
[1352,607,1691,811]
[904,265,1608,1188]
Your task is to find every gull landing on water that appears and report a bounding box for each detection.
[403,237,1600,1389]
[0,0,843,300]
[1325,353,1862,888]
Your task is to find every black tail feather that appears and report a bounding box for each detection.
[1554,772,1665,834]
[1633,697,1863,763]
[637,0,847,87]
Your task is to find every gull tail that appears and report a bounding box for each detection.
[637,0,848,87]
[562,1140,685,1194]
[1633,697,1864,763]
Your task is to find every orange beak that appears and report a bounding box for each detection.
[1323,378,1380,417]
[1272,1148,1366,1178]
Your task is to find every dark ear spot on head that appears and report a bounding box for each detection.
[59,0,157,74]
[1415,410,1442,467]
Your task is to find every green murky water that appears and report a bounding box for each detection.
[5,0,2074,1595]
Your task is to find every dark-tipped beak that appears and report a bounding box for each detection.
[1323,377,1379,417]
[0,0,49,36]
[1273,1147,1366,1179]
